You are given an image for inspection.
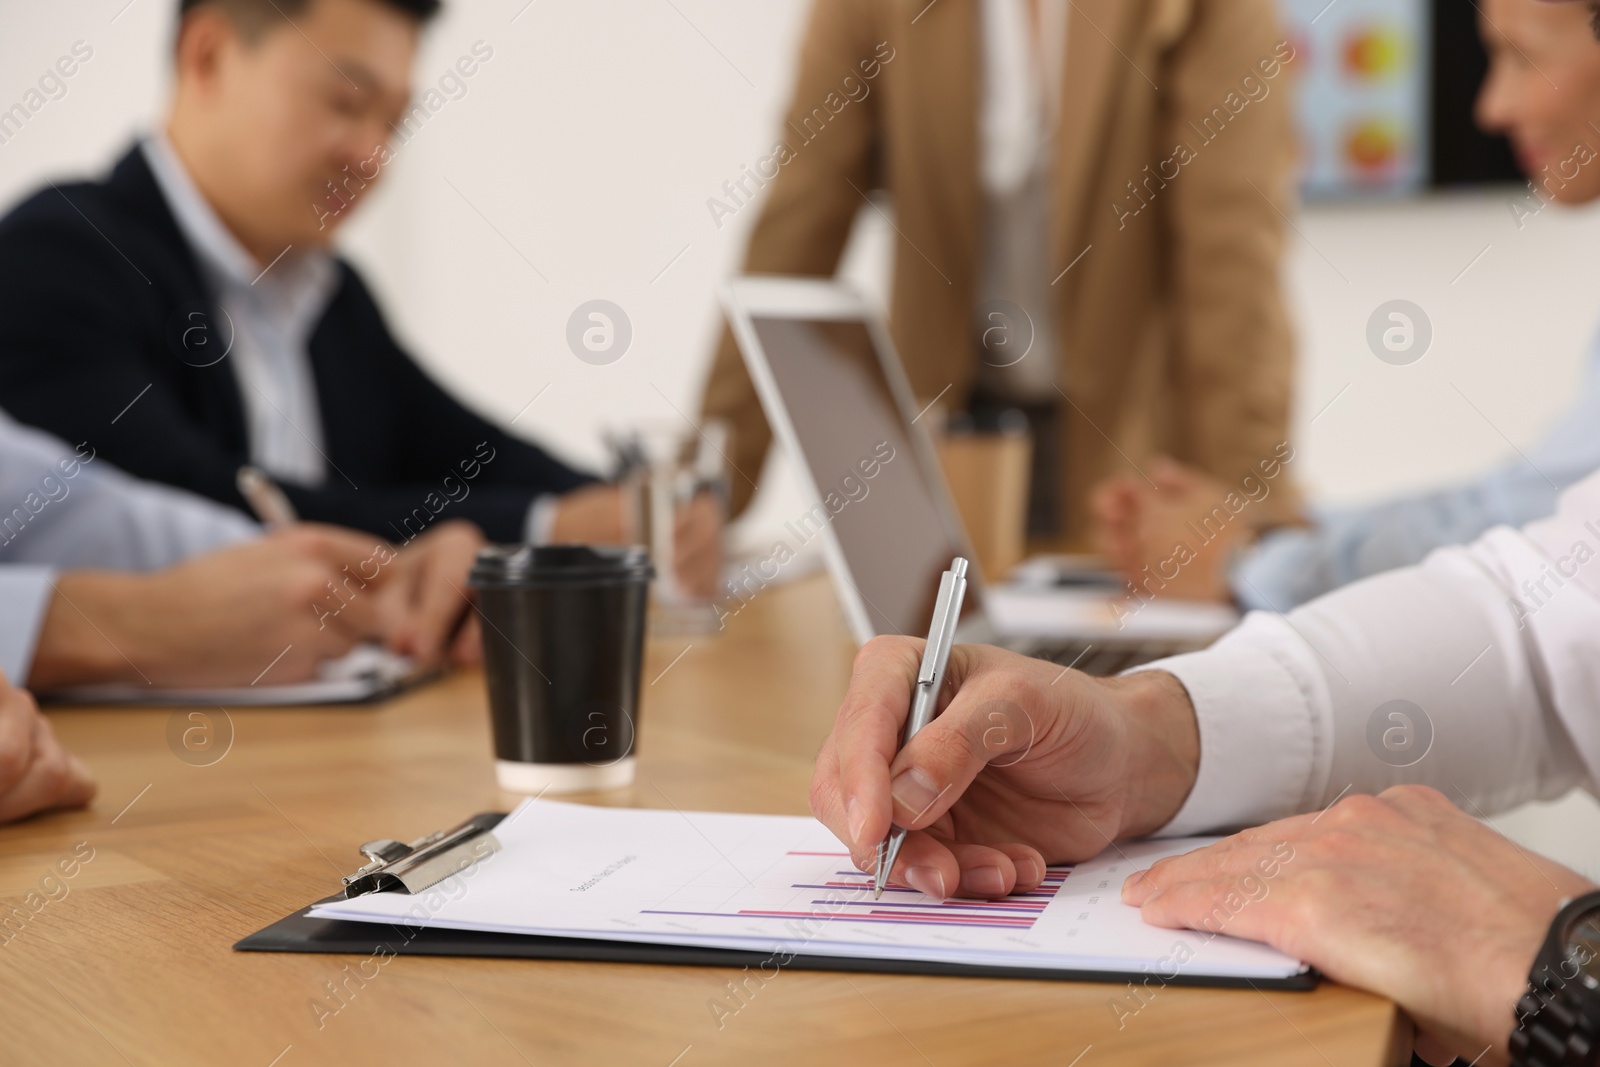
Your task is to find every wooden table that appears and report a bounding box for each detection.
[1,575,1403,1066]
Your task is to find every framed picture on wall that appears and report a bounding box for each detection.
[1278,0,1520,197]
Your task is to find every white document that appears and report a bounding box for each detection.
[43,645,420,706]
[310,799,1306,981]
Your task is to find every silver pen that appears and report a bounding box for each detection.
[873,556,969,899]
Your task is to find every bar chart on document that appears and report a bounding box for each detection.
[639,849,1071,934]
[309,799,1308,981]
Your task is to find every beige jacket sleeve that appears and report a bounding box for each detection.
[698,0,883,515]
[1161,0,1301,524]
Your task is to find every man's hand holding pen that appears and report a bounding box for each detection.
[812,635,1599,1063]
[809,639,1202,900]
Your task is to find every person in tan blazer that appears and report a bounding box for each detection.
[700,0,1303,544]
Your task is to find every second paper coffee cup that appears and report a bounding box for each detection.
[470,544,652,794]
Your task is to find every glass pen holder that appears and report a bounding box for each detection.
[612,422,729,636]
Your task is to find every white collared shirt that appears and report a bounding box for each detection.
[1143,468,1600,836]
[979,0,1067,196]
[975,0,1070,402]
[138,136,561,541]
[141,134,337,488]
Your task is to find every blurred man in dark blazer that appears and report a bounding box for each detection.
[0,0,714,578]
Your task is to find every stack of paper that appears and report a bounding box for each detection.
[310,800,1306,981]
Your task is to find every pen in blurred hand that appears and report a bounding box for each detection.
[237,465,299,529]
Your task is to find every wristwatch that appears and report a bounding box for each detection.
[1510,890,1600,1066]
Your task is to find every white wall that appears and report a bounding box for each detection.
[6,1,1600,873]
[1288,194,1600,504]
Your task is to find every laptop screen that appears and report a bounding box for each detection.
[748,314,971,637]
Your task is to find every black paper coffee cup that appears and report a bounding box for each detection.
[469,544,652,793]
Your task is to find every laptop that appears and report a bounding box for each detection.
[719,276,1238,676]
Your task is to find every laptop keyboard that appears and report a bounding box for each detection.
[1012,638,1199,677]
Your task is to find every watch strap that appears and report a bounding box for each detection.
[1511,987,1598,1066]
[1510,891,1600,1067]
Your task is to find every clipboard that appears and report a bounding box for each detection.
[233,811,1320,991]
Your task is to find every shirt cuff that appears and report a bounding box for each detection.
[525,496,561,545]
[1128,613,1321,836]
[0,566,57,686]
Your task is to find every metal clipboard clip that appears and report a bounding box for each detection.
[340,812,504,898]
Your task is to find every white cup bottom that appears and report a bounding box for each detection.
[495,757,636,794]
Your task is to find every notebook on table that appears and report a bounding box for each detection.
[42,645,428,706]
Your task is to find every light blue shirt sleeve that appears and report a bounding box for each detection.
[0,565,57,684]
[0,411,262,683]
[0,410,259,573]
[1233,329,1600,611]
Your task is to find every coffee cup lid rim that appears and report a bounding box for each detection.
[469,543,653,585]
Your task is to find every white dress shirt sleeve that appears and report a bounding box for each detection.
[1140,468,1600,836]
[0,566,56,685]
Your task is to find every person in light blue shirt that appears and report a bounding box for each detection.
[1232,329,1600,610]
[0,407,486,690]
[1095,329,1600,612]
[0,406,487,828]
[1092,6,1600,612]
